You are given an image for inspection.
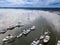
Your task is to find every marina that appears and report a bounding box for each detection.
[0,9,59,45]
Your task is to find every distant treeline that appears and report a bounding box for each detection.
[0,7,60,11]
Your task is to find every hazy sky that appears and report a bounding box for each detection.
[0,0,60,7]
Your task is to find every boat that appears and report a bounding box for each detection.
[43,35,50,43]
[17,33,23,38]
[7,24,24,30]
[31,39,40,45]
[7,26,15,30]
[40,35,45,40]
[23,29,31,35]
[30,26,36,31]
[39,44,43,45]
[2,34,16,44]
[44,32,49,35]
[0,29,7,34]
[15,24,24,28]
[57,40,60,45]
[44,31,50,35]
[44,29,51,35]
[43,31,50,43]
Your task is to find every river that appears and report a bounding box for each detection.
[0,9,59,45]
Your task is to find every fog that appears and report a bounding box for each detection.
[0,9,60,31]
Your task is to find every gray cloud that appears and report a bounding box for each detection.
[0,0,60,7]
